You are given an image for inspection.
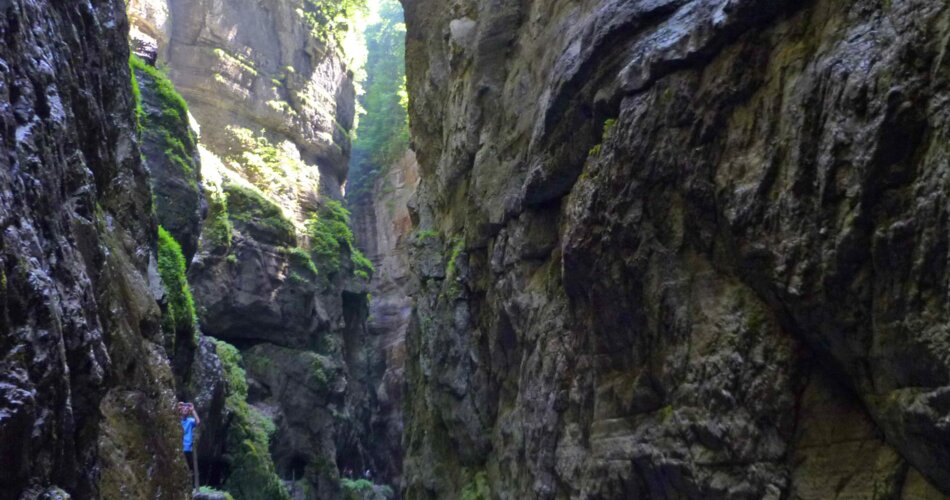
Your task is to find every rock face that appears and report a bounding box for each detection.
[402,0,950,498]
[128,0,382,497]
[133,57,203,262]
[164,0,355,196]
[351,150,420,485]
[0,1,189,498]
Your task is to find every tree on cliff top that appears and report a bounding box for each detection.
[348,0,408,201]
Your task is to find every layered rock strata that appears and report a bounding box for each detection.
[402,0,950,498]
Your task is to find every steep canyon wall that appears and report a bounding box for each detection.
[351,150,420,486]
[401,0,950,498]
[0,1,189,497]
[127,0,383,497]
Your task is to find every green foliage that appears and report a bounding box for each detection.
[341,478,374,500]
[129,57,143,128]
[416,229,439,242]
[224,183,296,244]
[197,487,234,500]
[224,127,308,194]
[588,118,617,158]
[300,0,368,46]
[284,246,319,276]
[602,118,617,138]
[348,0,409,201]
[306,200,374,279]
[130,55,192,138]
[204,189,234,251]
[157,227,197,344]
[214,339,249,401]
[446,239,465,279]
[352,248,373,281]
[310,357,328,387]
[212,338,290,500]
[212,47,258,76]
[460,471,490,500]
[660,404,674,422]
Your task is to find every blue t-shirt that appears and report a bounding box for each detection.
[182,416,196,452]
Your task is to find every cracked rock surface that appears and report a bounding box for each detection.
[0,1,189,498]
[402,0,950,498]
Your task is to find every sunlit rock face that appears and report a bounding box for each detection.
[165,0,355,200]
[402,0,950,498]
[350,150,420,485]
[0,1,189,498]
[126,0,379,497]
[127,0,171,61]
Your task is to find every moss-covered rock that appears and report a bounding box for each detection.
[307,199,374,279]
[157,226,198,342]
[224,182,296,247]
[212,338,290,500]
[132,55,203,261]
[157,226,199,384]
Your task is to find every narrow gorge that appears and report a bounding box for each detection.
[1,0,949,500]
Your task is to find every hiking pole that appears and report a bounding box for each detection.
[193,429,199,492]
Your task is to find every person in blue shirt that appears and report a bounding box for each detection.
[178,402,200,479]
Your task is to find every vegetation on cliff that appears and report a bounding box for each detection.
[348,0,408,201]
[224,126,309,194]
[213,338,290,500]
[203,186,234,252]
[307,200,374,279]
[224,182,297,246]
[130,55,197,187]
[157,226,198,345]
[301,0,369,74]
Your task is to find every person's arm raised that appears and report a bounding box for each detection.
[191,405,201,426]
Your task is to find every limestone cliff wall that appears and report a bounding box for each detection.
[165,0,354,197]
[127,1,379,497]
[402,0,950,498]
[351,150,420,485]
[0,1,189,498]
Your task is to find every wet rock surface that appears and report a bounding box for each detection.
[402,0,950,498]
[0,0,189,498]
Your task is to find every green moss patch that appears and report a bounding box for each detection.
[212,338,290,500]
[203,188,234,252]
[224,182,296,246]
[305,200,374,279]
[460,470,490,500]
[223,127,308,192]
[157,226,197,345]
[131,55,199,188]
[282,246,319,276]
[300,0,368,46]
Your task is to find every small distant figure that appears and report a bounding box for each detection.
[178,402,200,479]
[363,468,372,480]
[343,467,353,478]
